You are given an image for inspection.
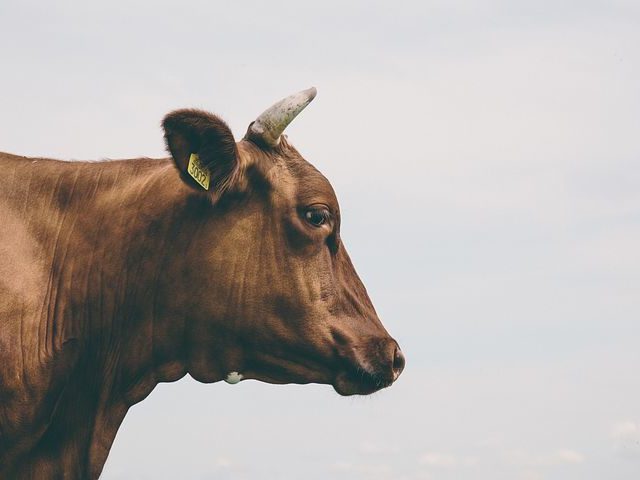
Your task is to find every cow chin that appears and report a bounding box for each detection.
[332,369,394,396]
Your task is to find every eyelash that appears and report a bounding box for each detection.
[304,207,331,227]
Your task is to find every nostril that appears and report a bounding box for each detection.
[392,347,405,378]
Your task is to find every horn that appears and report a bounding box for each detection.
[244,87,317,147]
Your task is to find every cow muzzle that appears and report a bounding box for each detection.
[333,338,405,396]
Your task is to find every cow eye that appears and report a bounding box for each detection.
[304,207,330,227]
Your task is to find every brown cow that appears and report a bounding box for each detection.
[0,88,404,479]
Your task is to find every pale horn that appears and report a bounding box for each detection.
[244,87,317,147]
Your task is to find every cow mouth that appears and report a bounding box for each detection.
[332,368,394,396]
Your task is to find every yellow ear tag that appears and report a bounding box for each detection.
[187,153,211,191]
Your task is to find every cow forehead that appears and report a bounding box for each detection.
[277,140,339,210]
[290,161,338,209]
[238,140,339,211]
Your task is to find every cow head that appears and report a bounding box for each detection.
[161,88,404,395]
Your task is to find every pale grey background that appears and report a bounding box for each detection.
[1,1,639,479]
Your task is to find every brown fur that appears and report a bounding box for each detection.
[0,108,403,479]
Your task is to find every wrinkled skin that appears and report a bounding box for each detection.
[0,108,403,478]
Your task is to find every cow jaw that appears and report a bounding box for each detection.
[234,347,337,387]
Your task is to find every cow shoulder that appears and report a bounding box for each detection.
[0,155,80,466]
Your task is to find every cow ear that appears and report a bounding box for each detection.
[162,109,240,198]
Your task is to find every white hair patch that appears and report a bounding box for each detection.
[224,372,243,384]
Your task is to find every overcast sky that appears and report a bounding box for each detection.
[1,1,639,479]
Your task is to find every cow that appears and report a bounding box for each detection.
[0,88,405,479]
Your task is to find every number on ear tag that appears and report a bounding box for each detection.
[187,153,211,190]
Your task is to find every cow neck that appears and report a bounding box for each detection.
[39,159,192,385]
[75,161,198,401]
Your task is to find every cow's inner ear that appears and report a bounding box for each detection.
[162,109,240,199]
